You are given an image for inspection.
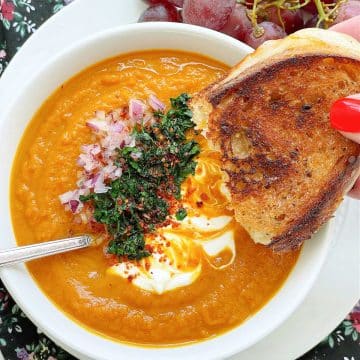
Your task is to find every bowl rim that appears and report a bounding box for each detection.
[0,21,331,360]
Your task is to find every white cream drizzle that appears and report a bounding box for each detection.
[109,215,235,294]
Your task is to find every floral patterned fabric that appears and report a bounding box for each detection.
[0,1,359,359]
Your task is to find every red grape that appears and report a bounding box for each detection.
[265,7,304,33]
[244,21,286,48]
[146,0,184,7]
[332,0,360,25]
[244,0,255,9]
[302,0,318,14]
[303,0,338,14]
[169,0,184,6]
[304,14,319,28]
[183,0,236,31]
[220,4,253,41]
[139,3,181,22]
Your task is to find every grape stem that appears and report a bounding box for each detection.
[254,0,311,11]
[250,0,266,37]
[240,0,345,32]
[314,0,346,27]
[261,0,312,31]
[314,0,327,25]
[277,6,285,28]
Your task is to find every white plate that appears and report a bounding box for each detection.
[0,0,359,359]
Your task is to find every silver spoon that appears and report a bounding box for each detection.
[0,235,92,267]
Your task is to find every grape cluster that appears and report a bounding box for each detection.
[139,0,360,48]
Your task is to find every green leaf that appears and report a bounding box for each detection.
[2,19,11,30]
[328,335,335,348]
[13,12,23,21]
[344,326,354,336]
[25,344,34,352]
[15,324,22,333]
[0,338,6,346]
[352,331,358,341]
[53,3,64,13]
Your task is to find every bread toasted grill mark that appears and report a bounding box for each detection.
[191,29,360,250]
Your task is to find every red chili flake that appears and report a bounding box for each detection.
[171,220,181,228]
[145,244,154,253]
[106,255,119,266]
[186,187,197,196]
[196,201,204,208]
[127,275,135,282]
[200,193,209,201]
[120,107,128,118]
[160,218,172,228]
[145,261,151,271]
[90,220,106,233]
[166,241,171,247]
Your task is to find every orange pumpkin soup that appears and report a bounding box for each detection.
[11,50,300,346]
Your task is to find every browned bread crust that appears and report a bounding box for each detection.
[191,29,360,251]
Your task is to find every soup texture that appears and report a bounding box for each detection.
[11,50,300,345]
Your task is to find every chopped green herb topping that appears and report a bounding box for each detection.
[175,208,187,221]
[80,93,199,260]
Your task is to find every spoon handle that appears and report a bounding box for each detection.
[0,235,92,267]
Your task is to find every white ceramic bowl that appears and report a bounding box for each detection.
[0,22,331,360]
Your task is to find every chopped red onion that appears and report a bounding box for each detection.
[61,95,164,214]
[91,173,100,185]
[143,112,155,125]
[78,188,89,196]
[109,109,121,122]
[94,172,109,194]
[130,151,142,160]
[95,110,106,120]
[69,200,80,213]
[127,137,136,148]
[77,156,86,167]
[83,178,93,188]
[59,190,78,204]
[129,99,145,122]
[148,94,165,112]
[78,153,98,172]
[114,168,122,178]
[81,144,101,156]
[109,122,124,133]
[101,133,123,152]
[102,163,117,179]
[59,190,84,214]
[80,213,89,224]
[86,119,109,132]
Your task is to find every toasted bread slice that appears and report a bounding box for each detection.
[191,28,360,251]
